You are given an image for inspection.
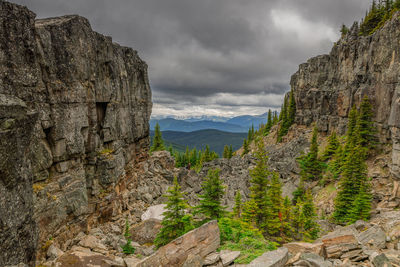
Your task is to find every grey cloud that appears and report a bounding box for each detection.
[11,0,370,116]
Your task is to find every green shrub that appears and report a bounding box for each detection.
[218,217,277,264]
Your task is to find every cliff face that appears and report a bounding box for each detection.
[291,13,400,179]
[0,1,152,265]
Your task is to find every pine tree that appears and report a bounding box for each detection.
[282,197,294,242]
[204,145,212,162]
[264,109,273,136]
[292,179,306,205]
[249,139,271,229]
[291,200,305,240]
[328,144,344,180]
[233,190,242,218]
[242,139,249,156]
[223,145,229,158]
[121,218,135,254]
[277,96,289,142]
[195,169,226,223]
[241,199,258,227]
[287,89,296,126]
[228,145,233,159]
[321,131,340,161]
[273,111,278,125]
[332,144,369,224]
[301,191,320,241]
[346,183,372,224]
[265,172,284,240]
[298,126,324,181]
[150,123,165,152]
[155,177,194,248]
[357,96,375,151]
[340,24,349,36]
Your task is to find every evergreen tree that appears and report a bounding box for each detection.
[204,145,212,162]
[121,218,135,254]
[273,111,278,125]
[282,197,294,242]
[233,190,243,218]
[292,179,306,205]
[249,139,271,229]
[301,191,320,241]
[357,95,375,151]
[155,177,194,248]
[321,131,340,161]
[242,139,249,156]
[195,169,226,222]
[264,109,273,135]
[223,145,229,158]
[332,144,369,224]
[346,182,372,224]
[340,24,349,36]
[287,89,296,126]
[241,199,258,227]
[277,96,289,142]
[291,201,305,240]
[228,145,233,159]
[150,123,165,152]
[328,144,344,180]
[265,172,284,240]
[298,126,324,181]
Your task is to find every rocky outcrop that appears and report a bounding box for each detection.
[290,12,400,179]
[136,220,220,267]
[0,0,151,264]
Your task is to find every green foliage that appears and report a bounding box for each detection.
[121,218,136,255]
[301,191,320,241]
[150,123,165,152]
[223,145,229,158]
[297,126,325,181]
[292,179,306,205]
[173,146,219,170]
[264,109,273,136]
[277,90,296,142]
[346,183,372,224]
[241,199,258,226]
[233,190,243,218]
[218,217,277,264]
[359,0,398,36]
[321,131,340,161]
[194,169,226,223]
[357,96,376,151]
[340,24,349,36]
[242,139,249,156]
[154,177,194,248]
[228,145,233,159]
[249,140,272,228]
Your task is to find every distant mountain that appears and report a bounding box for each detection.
[150,118,249,133]
[150,129,247,155]
[227,113,269,128]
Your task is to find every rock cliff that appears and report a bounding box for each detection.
[0,0,152,265]
[290,13,400,179]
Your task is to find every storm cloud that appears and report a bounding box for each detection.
[12,0,370,117]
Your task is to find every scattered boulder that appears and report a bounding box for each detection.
[357,225,386,249]
[297,252,332,267]
[182,254,203,267]
[220,250,240,266]
[130,218,162,245]
[283,242,324,256]
[55,250,122,267]
[46,244,64,260]
[320,226,360,259]
[247,247,288,267]
[370,252,393,267]
[78,235,107,253]
[141,204,167,221]
[124,256,141,267]
[204,252,220,265]
[136,220,220,267]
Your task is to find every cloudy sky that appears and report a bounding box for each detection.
[12,0,370,118]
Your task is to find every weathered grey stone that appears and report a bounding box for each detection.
[183,254,204,267]
[220,250,240,266]
[136,220,220,267]
[130,218,162,245]
[247,247,289,267]
[46,244,64,260]
[141,204,167,221]
[370,252,393,267]
[203,252,220,265]
[299,253,333,267]
[357,225,386,249]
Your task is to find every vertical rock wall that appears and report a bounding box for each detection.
[0,1,152,265]
[290,13,400,179]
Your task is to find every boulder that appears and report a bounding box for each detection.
[370,252,393,267]
[78,235,107,252]
[357,225,386,249]
[297,252,332,267]
[55,250,122,267]
[130,219,162,245]
[136,220,220,267]
[247,247,288,267]
[203,252,220,265]
[125,256,141,267]
[182,254,203,267]
[220,250,240,266]
[47,244,64,260]
[141,204,167,221]
[283,242,324,256]
[320,226,360,259]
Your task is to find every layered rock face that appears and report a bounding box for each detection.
[290,13,400,178]
[0,0,151,265]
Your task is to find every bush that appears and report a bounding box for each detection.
[218,217,277,264]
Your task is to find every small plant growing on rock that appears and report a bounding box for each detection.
[121,218,135,254]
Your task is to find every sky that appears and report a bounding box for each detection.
[12,0,370,118]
